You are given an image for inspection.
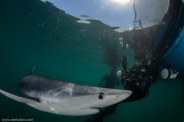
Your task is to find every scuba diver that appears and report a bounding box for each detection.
[120,53,161,102]
[86,53,162,122]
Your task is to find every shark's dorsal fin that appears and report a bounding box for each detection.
[29,65,36,75]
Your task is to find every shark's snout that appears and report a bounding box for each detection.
[115,90,132,102]
[92,88,132,108]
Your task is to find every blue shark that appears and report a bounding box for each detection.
[0,75,131,116]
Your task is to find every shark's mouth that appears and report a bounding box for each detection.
[89,107,100,110]
[83,107,100,111]
[81,107,100,115]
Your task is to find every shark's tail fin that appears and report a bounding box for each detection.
[0,89,34,104]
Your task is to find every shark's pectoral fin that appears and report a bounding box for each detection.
[79,108,99,116]
[0,89,37,104]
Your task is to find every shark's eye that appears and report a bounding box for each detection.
[98,93,104,100]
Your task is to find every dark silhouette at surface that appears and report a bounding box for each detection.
[100,39,120,89]
[103,42,120,70]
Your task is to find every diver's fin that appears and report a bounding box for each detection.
[29,65,36,75]
[0,89,37,104]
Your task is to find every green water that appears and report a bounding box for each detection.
[0,0,183,122]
